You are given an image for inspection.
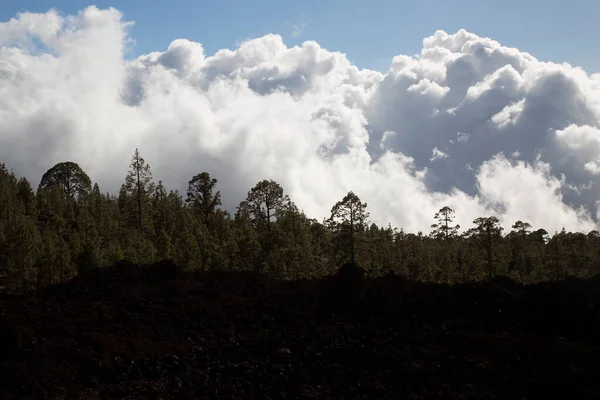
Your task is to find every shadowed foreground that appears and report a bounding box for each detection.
[1,263,600,399]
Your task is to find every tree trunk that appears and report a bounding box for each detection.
[350,205,355,264]
[136,150,142,233]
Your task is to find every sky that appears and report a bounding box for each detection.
[1,2,600,235]
[1,0,599,73]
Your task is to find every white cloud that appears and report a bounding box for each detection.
[1,7,600,235]
[491,99,525,129]
[476,154,596,232]
[430,147,448,162]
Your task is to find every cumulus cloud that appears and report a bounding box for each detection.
[1,7,600,234]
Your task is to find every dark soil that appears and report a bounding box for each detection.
[1,264,600,399]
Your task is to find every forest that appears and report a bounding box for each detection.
[2,149,600,399]
[1,148,600,294]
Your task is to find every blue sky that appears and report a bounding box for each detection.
[1,0,599,72]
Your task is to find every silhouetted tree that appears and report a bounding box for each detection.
[186,172,222,226]
[430,206,460,282]
[120,148,155,233]
[548,228,570,279]
[38,161,92,200]
[329,191,369,264]
[238,180,289,230]
[276,202,313,279]
[237,180,290,267]
[510,220,533,277]
[467,216,504,279]
[431,206,460,241]
[2,156,600,293]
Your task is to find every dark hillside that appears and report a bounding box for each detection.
[1,262,600,399]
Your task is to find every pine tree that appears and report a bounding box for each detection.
[430,206,460,283]
[237,180,290,267]
[467,216,504,280]
[120,148,155,233]
[511,220,532,277]
[173,206,202,270]
[275,202,313,279]
[4,213,41,293]
[186,172,222,227]
[329,191,369,265]
[38,161,92,200]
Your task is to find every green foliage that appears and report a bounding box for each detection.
[238,179,290,230]
[237,179,291,269]
[466,216,505,279]
[120,148,155,233]
[186,172,222,225]
[4,213,41,293]
[1,156,600,293]
[38,161,92,200]
[429,207,461,283]
[431,206,460,240]
[329,191,369,264]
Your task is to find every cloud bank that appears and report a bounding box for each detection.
[1,6,600,234]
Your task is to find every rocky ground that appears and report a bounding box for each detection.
[1,262,600,399]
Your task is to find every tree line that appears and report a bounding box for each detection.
[1,149,599,293]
